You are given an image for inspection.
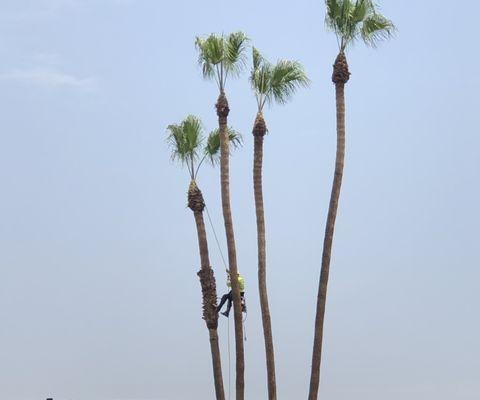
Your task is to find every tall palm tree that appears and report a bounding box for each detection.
[196,31,249,400]
[250,47,309,400]
[167,115,241,400]
[308,1,395,399]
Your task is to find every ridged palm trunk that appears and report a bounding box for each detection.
[216,92,245,400]
[188,180,225,400]
[308,52,350,400]
[252,112,277,400]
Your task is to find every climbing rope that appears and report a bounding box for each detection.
[206,203,231,398]
[226,308,247,400]
[227,313,231,400]
[205,203,249,396]
[243,308,248,342]
[205,204,228,270]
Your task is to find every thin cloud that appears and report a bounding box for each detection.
[2,0,132,23]
[0,68,96,91]
[109,0,135,4]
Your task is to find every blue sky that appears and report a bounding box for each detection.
[1,1,479,399]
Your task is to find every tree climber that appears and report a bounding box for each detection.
[216,270,245,317]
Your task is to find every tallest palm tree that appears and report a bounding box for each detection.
[196,32,249,400]
[309,2,394,399]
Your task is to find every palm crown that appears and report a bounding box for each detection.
[250,47,309,112]
[195,32,249,92]
[326,0,395,51]
[167,115,242,180]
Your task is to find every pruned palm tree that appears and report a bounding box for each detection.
[195,31,249,400]
[167,115,241,400]
[250,47,309,400]
[308,1,395,399]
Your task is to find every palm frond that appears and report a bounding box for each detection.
[352,0,369,23]
[167,123,187,161]
[250,63,273,101]
[269,60,310,105]
[252,46,264,70]
[250,47,271,108]
[361,12,395,46]
[250,48,309,110]
[195,34,224,83]
[196,32,248,91]
[167,115,204,178]
[205,128,243,165]
[325,0,394,50]
[326,0,342,24]
[195,37,214,80]
[224,31,249,79]
[183,115,203,155]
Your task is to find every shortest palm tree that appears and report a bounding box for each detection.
[250,48,309,400]
[196,33,249,399]
[167,115,241,400]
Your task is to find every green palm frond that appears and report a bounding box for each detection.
[167,115,204,179]
[252,46,264,70]
[250,60,273,108]
[352,0,368,23]
[269,60,309,105]
[195,37,212,79]
[325,0,395,50]
[195,32,249,91]
[326,0,342,23]
[224,32,249,78]
[183,115,203,155]
[195,35,224,86]
[250,48,271,108]
[325,0,355,45]
[361,12,395,46]
[205,128,243,165]
[250,48,309,110]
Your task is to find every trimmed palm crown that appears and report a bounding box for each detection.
[250,47,309,113]
[195,32,249,93]
[250,48,309,138]
[326,0,395,51]
[167,115,242,181]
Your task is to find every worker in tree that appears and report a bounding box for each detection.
[216,270,245,317]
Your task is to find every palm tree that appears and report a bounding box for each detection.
[308,1,395,399]
[167,115,241,400]
[196,31,249,400]
[250,48,309,400]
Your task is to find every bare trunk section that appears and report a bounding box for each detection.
[208,328,224,398]
[308,52,349,400]
[216,92,245,400]
[253,113,277,400]
[189,181,225,400]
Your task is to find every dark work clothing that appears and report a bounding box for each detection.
[217,290,245,317]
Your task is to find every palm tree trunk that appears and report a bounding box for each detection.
[308,52,349,400]
[189,181,225,400]
[253,113,277,400]
[216,92,245,400]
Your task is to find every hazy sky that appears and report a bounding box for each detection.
[1,1,479,399]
